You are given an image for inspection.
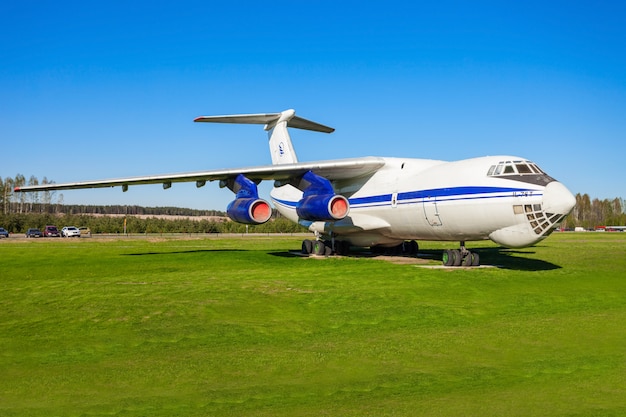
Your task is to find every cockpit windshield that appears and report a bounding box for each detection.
[487,160,545,177]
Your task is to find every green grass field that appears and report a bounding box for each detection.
[1,233,625,416]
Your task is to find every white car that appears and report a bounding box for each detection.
[61,226,81,238]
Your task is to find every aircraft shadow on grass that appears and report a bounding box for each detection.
[272,247,561,271]
[124,248,560,271]
[416,247,561,271]
[123,249,246,256]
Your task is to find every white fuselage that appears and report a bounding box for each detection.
[271,155,575,248]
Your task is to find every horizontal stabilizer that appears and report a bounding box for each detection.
[194,110,334,133]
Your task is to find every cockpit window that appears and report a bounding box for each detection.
[487,160,545,177]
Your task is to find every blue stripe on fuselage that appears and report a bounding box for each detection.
[272,186,538,209]
[399,186,531,200]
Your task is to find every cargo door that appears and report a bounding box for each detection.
[423,196,442,226]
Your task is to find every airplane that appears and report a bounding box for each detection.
[14,109,576,266]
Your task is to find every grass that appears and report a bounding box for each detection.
[1,233,625,416]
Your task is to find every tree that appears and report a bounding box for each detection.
[26,175,39,213]
[3,176,14,215]
[14,174,26,213]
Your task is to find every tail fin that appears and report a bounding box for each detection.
[194,109,334,165]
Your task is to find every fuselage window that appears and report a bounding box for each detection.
[488,160,549,177]
[531,164,545,174]
[488,161,548,177]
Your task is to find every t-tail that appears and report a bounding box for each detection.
[194,109,334,165]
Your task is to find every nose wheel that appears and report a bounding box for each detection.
[442,242,480,267]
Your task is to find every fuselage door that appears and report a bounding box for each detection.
[423,196,442,226]
[391,192,398,208]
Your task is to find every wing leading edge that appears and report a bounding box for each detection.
[13,157,385,193]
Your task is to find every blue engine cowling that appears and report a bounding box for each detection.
[296,194,349,221]
[227,198,272,225]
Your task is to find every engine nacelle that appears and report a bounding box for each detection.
[296,194,349,222]
[227,198,272,225]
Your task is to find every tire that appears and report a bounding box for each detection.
[443,249,455,266]
[335,240,349,256]
[462,252,473,267]
[471,252,480,266]
[314,240,326,256]
[341,240,351,256]
[452,249,462,266]
[302,239,313,254]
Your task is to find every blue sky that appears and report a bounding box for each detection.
[2,1,625,210]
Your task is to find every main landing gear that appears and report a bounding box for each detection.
[301,238,352,256]
[301,238,420,257]
[442,242,480,267]
[301,237,480,267]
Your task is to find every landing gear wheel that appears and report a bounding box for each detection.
[462,252,474,267]
[452,249,462,266]
[443,249,455,266]
[313,240,327,256]
[471,252,480,266]
[335,240,350,256]
[302,239,313,254]
[407,240,419,256]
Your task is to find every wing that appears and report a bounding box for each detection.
[14,157,385,192]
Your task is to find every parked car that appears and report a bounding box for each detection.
[61,226,81,238]
[0,227,9,238]
[43,225,61,237]
[26,228,43,238]
[78,227,92,237]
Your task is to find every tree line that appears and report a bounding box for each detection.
[1,174,225,217]
[563,194,626,230]
[1,174,625,234]
[0,174,306,234]
[0,211,306,235]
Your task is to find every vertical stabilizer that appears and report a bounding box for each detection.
[266,109,298,165]
[194,109,334,166]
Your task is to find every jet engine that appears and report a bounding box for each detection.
[227,197,272,225]
[224,174,272,225]
[296,194,349,221]
[294,171,349,222]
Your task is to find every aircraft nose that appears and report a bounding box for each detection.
[542,181,576,215]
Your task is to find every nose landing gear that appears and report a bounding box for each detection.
[442,242,480,267]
